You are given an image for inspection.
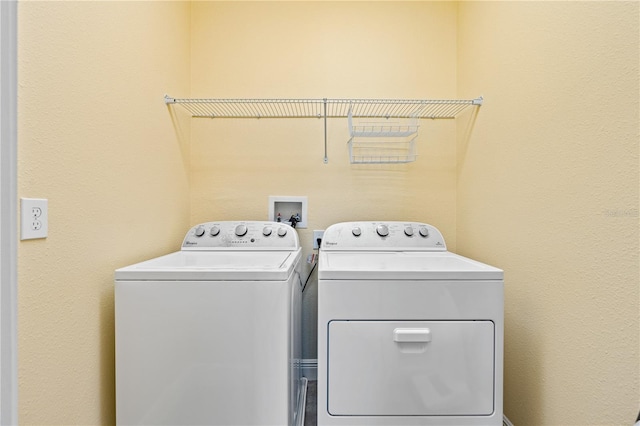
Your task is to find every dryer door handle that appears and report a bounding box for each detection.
[393,328,431,343]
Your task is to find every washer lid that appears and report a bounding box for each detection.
[115,249,301,281]
[318,251,502,280]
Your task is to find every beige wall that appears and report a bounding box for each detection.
[457,2,639,425]
[16,1,639,425]
[18,1,191,424]
[190,1,461,359]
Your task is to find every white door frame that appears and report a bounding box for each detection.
[0,0,18,424]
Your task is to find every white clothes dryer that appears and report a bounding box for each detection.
[115,221,305,426]
[317,222,504,426]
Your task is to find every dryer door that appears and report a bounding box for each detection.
[327,320,495,416]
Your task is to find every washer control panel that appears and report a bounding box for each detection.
[182,221,299,250]
[321,221,446,251]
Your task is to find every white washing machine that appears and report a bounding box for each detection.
[115,221,306,426]
[317,222,504,426]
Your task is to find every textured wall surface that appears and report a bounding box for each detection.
[16,1,639,425]
[18,2,191,424]
[457,2,639,425]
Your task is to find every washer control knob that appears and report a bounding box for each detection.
[195,225,205,237]
[352,227,362,237]
[419,227,429,237]
[210,226,220,237]
[404,226,414,237]
[376,224,389,237]
[277,227,287,237]
[263,226,273,237]
[235,224,248,237]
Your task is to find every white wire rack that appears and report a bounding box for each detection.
[164,95,483,163]
[164,96,482,119]
[347,109,420,164]
[348,138,419,164]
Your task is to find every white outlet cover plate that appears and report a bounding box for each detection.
[21,198,48,240]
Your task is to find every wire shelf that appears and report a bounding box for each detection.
[164,95,482,163]
[348,109,419,137]
[347,109,420,164]
[165,96,482,119]
[348,138,418,164]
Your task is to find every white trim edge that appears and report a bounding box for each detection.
[0,0,19,424]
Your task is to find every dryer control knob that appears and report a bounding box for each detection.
[376,224,389,237]
[235,224,248,237]
[277,227,287,237]
[352,227,362,237]
[419,227,429,237]
[195,225,205,237]
[404,226,414,237]
[263,226,272,237]
[210,226,220,237]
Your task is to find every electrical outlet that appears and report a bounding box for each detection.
[313,230,324,249]
[21,198,48,240]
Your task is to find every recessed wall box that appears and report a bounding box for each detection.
[269,196,308,229]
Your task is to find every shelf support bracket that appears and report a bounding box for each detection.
[323,98,328,164]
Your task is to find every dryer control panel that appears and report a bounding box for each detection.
[321,221,446,251]
[182,221,299,250]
